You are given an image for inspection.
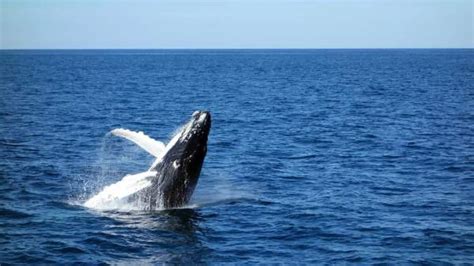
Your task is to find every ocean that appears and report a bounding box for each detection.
[1,49,473,264]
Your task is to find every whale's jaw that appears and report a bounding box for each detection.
[143,111,211,209]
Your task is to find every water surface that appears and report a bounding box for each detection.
[1,49,473,263]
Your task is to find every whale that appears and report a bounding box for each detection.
[84,111,211,210]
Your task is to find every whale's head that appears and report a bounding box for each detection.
[183,111,211,146]
[153,111,211,208]
[177,110,211,165]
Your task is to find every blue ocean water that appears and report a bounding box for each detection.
[1,49,473,264]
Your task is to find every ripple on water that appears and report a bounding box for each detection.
[1,207,33,219]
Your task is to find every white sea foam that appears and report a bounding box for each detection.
[83,171,154,210]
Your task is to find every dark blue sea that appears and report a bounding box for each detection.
[1,49,473,264]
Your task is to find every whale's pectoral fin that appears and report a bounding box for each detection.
[111,128,166,158]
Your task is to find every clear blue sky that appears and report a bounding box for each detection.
[1,0,472,49]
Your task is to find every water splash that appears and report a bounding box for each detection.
[77,132,155,210]
[83,171,154,210]
[80,119,246,212]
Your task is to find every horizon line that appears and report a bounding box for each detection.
[1,47,473,51]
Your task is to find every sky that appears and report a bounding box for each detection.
[0,0,472,49]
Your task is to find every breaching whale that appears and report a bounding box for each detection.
[84,111,211,210]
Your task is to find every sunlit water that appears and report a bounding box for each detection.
[1,49,473,264]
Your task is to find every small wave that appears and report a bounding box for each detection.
[42,240,87,254]
[381,154,403,159]
[54,246,87,254]
[460,177,474,182]
[370,186,413,196]
[48,200,86,211]
[443,165,467,173]
[0,207,33,219]
[0,139,27,147]
[188,196,261,209]
[214,141,234,148]
[287,154,318,160]
[82,236,140,253]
